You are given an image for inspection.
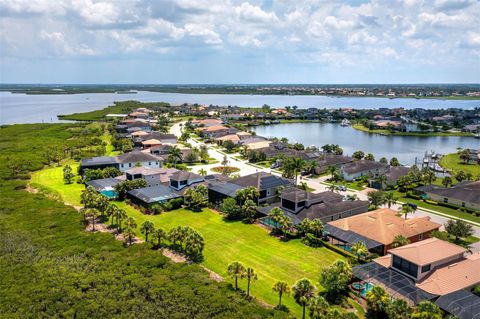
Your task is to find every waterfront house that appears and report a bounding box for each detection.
[169,171,204,191]
[314,154,354,174]
[80,151,162,174]
[353,238,480,317]
[415,181,480,211]
[340,160,388,181]
[207,182,245,204]
[325,208,441,255]
[258,188,369,224]
[125,167,180,187]
[230,172,292,204]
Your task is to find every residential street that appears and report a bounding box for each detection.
[170,121,480,249]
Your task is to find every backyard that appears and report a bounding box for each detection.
[439,152,480,176]
[30,165,355,318]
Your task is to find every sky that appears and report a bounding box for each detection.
[0,0,479,84]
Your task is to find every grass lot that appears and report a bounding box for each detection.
[115,204,346,317]
[30,164,83,207]
[439,153,480,177]
[352,124,474,137]
[30,165,351,317]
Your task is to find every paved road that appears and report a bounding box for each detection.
[170,121,480,250]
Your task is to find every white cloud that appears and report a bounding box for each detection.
[234,2,278,23]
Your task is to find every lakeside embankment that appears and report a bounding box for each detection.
[351,123,475,137]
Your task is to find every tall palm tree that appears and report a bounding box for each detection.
[366,286,389,315]
[124,217,137,245]
[392,235,410,248]
[351,241,368,262]
[272,281,290,307]
[327,183,337,193]
[290,157,307,185]
[227,261,246,291]
[116,209,127,233]
[400,204,415,220]
[106,204,118,226]
[245,267,257,298]
[198,168,207,176]
[89,208,101,232]
[442,176,452,188]
[293,278,316,319]
[308,295,329,319]
[306,160,318,175]
[140,221,155,242]
[168,146,183,168]
[327,166,337,180]
[268,207,285,233]
[152,228,166,248]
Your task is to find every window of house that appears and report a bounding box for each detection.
[419,233,423,240]
[421,264,431,273]
[149,162,151,165]
[443,198,448,203]
[129,163,132,167]
[462,202,465,207]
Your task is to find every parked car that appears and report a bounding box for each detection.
[338,185,347,191]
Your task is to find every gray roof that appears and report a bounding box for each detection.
[231,172,292,190]
[421,181,480,204]
[208,182,244,197]
[342,160,388,174]
[170,171,202,181]
[324,224,382,249]
[435,289,480,319]
[385,166,411,183]
[128,185,181,204]
[86,178,121,191]
[115,151,161,164]
[281,188,343,204]
[81,156,117,167]
[287,200,369,224]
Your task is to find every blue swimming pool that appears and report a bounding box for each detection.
[101,190,117,199]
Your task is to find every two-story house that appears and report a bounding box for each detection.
[125,167,180,187]
[229,172,292,204]
[340,160,389,181]
[169,171,204,191]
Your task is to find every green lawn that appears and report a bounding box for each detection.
[30,164,83,207]
[30,165,349,317]
[113,204,346,317]
[352,124,474,137]
[439,153,480,177]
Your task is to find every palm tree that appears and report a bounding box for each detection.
[366,286,389,315]
[392,235,410,248]
[376,174,387,190]
[272,281,290,307]
[442,176,452,188]
[384,191,397,208]
[89,208,101,232]
[327,183,337,193]
[293,278,316,319]
[400,204,415,220]
[351,241,368,262]
[310,218,324,238]
[125,217,137,245]
[116,209,127,233]
[227,261,246,291]
[106,204,118,226]
[306,160,318,175]
[327,166,337,180]
[140,221,155,242]
[198,168,207,176]
[308,295,329,319]
[151,228,166,248]
[268,207,285,233]
[245,267,257,298]
[278,215,293,239]
[412,301,442,319]
[168,146,183,168]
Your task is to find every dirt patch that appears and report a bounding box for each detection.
[162,248,187,263]
[200,265,224,282]
[25,185,39,194]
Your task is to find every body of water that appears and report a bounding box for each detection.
[1,91,479,124]
[251,123,479,165]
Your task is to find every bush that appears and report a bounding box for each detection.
[170,198,184,210]
[424,199,438,205]
[406,191,421,200]
[301,234,323,247]
[322,241,356,261]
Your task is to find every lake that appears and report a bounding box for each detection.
[1,91,479,124]
[251,122,479,165]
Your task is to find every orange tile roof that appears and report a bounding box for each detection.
[416,253,480,295]
[327,208,440,245]
[216,134,240,142]
[141,139,162,145]
[131,131,149,137]
[204,125,229,132]
[388,238,467,266]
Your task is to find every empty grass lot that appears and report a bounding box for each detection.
[30,165,349,317]
[116,204,346,317]
[439,153,480,177]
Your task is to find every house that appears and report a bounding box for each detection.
[353,238,480,316]
[125,167,179,187]
[463,124,480,133]
[258,188,369,224]
[314,154,354,174]
[141,139,162,148]
[340,160,388,181]
[230,172,292,204]
[369,166,411,189]
[190,118,223,127]
[325,208,441,255]
[132,132,177,147]
[80,156,118,173]
[85,178,121,199]
[207,182,245,204]
[127,185,182,207]
[115,151,162,172]
[215,134,240,144]
[169,171,204,191]
[416,181,480,211]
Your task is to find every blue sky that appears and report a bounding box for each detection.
[0,0,479,84]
